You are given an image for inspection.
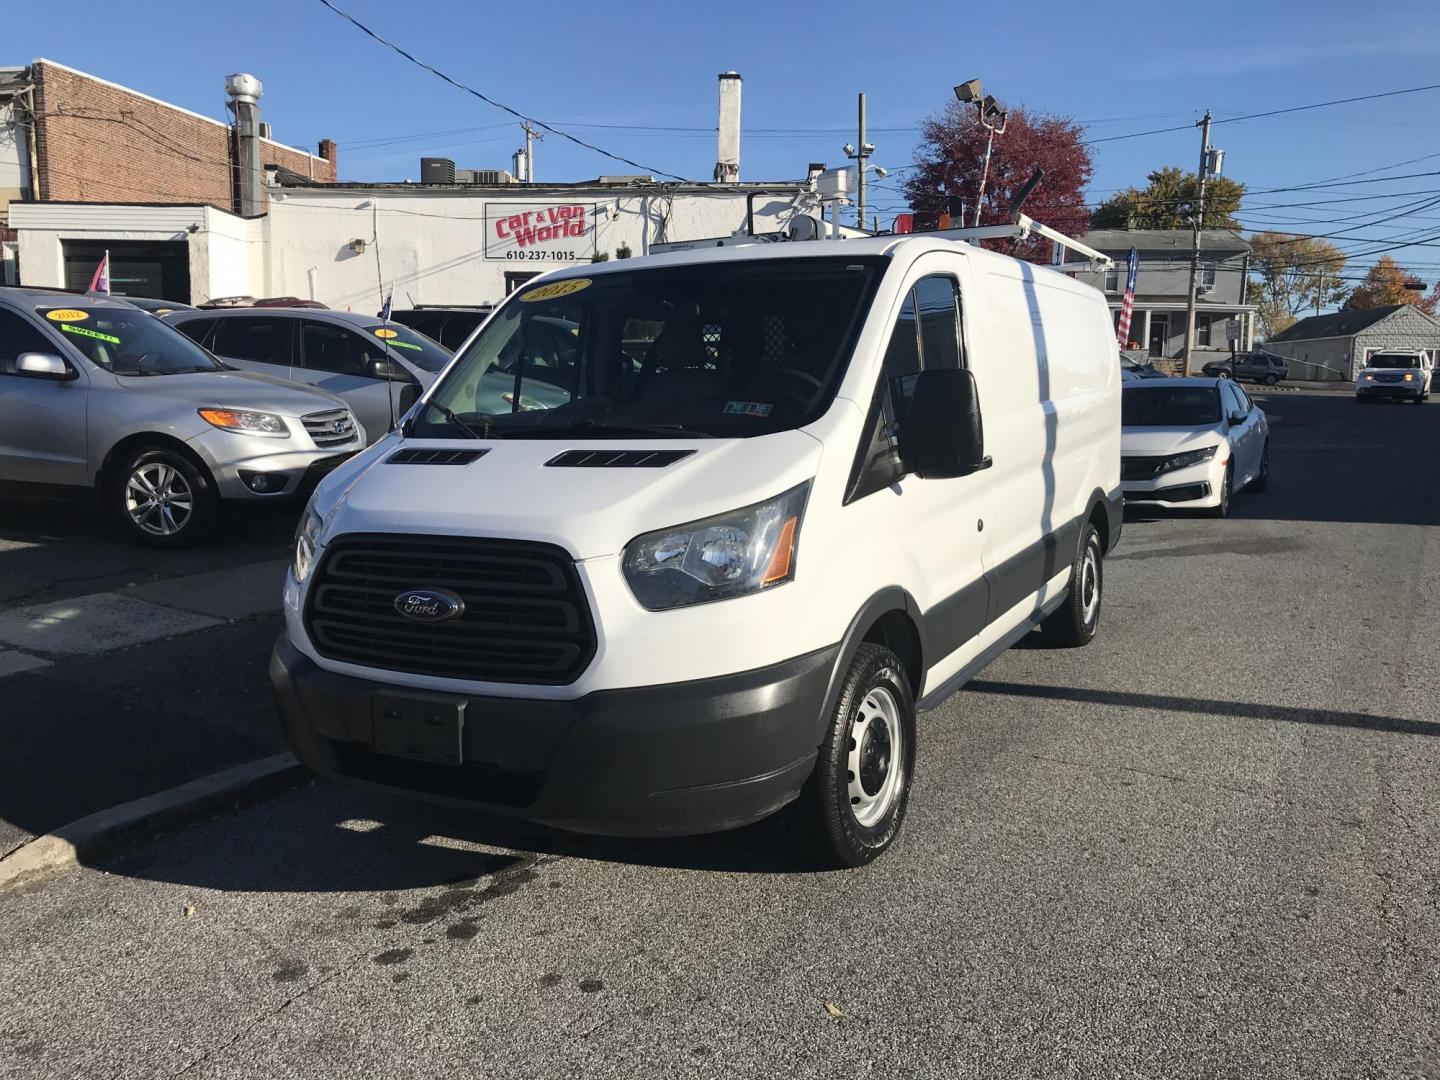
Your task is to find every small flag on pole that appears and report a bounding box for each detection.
[379,285,393,323]
[1116,247,1138,347]
[88,251,110,294]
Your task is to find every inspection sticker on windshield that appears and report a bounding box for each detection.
[45,308,89,323]
[724,401,772,418]
[60,323,120,345]
[520,277,591,303]
[388,340,422,351]
[373,327,399,339]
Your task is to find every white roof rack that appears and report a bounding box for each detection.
[928,213,1113,269]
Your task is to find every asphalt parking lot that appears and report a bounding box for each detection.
[1,389,1436,1079]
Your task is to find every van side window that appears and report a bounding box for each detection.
[846,274,967,503]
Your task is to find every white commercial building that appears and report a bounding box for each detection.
[9,177,809,309]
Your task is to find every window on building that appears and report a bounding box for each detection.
[1201,263,1217,289]
[1196,315,1212,347]
[1104,266,1120,293]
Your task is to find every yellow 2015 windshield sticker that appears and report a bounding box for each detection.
[520,278,591,303]
[373,327,398,339]
[46,309,89,322]
[61,323,121,345]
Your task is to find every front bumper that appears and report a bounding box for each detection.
[188,427,362,501]
[1357,382,1423,400]
[270,634,834,837]
[1121,459,1223,508]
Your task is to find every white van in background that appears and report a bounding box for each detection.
[271,228,1123,868]
[1355,350,1432,404]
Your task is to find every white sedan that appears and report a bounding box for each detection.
[1120,377,1269,518]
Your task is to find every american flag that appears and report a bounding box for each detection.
[1115,247,1139,347]
[378,286,393,322]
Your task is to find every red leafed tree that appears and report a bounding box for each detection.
[902,101,1093,261]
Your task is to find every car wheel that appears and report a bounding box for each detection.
[1206,464,1233,518]
[1216,370,1232,379]
[111,447,215,548]
[1264,374,1279,386]
[780,643,915,869]
[1250,441,1270,492]
[1039,521,1104,649]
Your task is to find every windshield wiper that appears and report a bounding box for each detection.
[419,402,488,440]
[502,420,715,439]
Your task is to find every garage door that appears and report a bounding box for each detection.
[62,240,190,302]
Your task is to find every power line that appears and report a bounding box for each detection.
[314,0,694,182]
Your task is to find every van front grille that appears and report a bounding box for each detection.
[304,534,595,685]
[303,408,360,448]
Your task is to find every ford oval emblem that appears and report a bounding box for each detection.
[393,587,465,622]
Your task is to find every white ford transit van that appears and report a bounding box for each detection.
[271,232,1122,867]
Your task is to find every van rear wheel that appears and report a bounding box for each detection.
[1038,522,1103,648]
[780,643,915,869]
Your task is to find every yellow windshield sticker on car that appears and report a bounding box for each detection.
[373,327,399,339]
[387,340,422,351]
[46,308,90,323]
[154,308,174,315]
[519,278,591,303]
[60,323,121,345]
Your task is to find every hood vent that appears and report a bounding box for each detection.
[545,449,696,468]
[388,448,490,465]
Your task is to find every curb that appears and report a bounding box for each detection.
[0,752,304,893]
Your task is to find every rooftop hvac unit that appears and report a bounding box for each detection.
[258,121,272,140]
[420,157,456,184]
[471,170,514,185]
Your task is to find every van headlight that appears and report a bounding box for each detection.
[1161,445,1218,473]
[293,505,325,583]
[622,482,810,611]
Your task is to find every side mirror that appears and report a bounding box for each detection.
[16,353,77,381]
[366,356,404,381]
[903,368,991,479]
[1228,412,1247,426]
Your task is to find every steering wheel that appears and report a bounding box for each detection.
[772,367,823,394]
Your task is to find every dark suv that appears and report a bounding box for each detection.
[1201,352,1289,385]
[388,306,494,350]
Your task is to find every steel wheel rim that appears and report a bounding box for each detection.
[125,463,193,536]
[847,685,904,828]
[1080,541,1101,625]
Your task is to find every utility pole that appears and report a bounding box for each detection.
[522,122,541,184]
[856,92,868,230]
[1183,110,1213,374]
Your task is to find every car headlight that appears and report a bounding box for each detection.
[198,407,290,437]
[1361,372,1376,380]
[1161,445,1219,473]
[1403,372,1416,382]
[622,482,810,611]
[293,504,324,583]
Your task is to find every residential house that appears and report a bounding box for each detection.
[1068,229,1257,372]
[1261,304,1440,381]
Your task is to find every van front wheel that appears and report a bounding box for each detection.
[781,643,916,869]
[1038,522,1104,648]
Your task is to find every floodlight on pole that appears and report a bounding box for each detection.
[953,79,982,103]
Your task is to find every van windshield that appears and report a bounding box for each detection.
[1122,386,1222,427]
[1368,353,1421,369]
[408,256,885,439]
[40,307,223,376]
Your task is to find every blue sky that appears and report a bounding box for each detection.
[14,0,1440,280]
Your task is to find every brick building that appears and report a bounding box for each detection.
[1,59,334,296]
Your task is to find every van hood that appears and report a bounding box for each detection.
[1121,425,1225,456]
[114,369,347,416]
[318,430,823,561]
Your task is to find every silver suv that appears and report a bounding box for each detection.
[0,288,365,547]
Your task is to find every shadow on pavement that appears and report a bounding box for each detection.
[100,780,818,893]
[966,680,1437,738]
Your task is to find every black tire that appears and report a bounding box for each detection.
[1264,374,1279,386]
[109,446,216,548]
[1216,370,1232,380]
[1206,464,1234,518]
[1038,521,1104,648]
[1250,441,1269,492]
[780,643,916,869]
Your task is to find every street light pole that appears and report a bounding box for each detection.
[1183,110,1213,374]
[974,126,995,227]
